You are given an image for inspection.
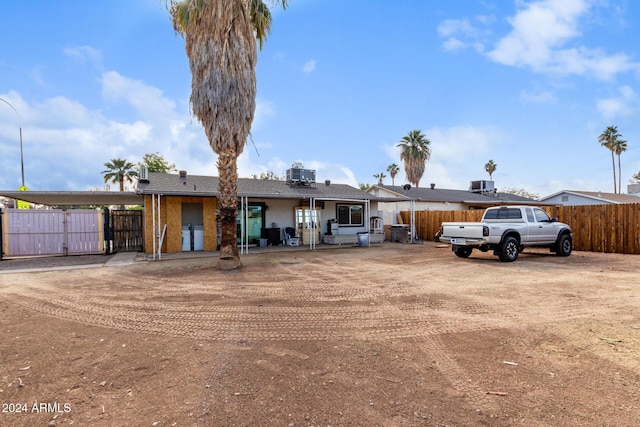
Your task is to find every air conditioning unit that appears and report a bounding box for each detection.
[286,168,316,186]
[470,180,494,193]
[139,167,149,183]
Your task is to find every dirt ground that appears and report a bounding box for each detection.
[1,243,639,427]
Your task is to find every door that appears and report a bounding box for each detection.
[237,203,265,244]
[531,207,557,243]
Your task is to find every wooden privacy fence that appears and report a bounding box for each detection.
[401,204,640,255]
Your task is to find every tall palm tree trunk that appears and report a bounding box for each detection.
[618,154,622,194]
[611,151,617,193]
[217,149,241,267]
[183,0,257,269]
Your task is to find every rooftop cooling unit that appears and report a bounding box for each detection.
[470,180,494,193]
[286,168,316,187]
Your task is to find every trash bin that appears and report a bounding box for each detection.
[258,238,268,247]
[357,232,369,247]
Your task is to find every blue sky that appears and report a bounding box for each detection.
[1,0,639,198]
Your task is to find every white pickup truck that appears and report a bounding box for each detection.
[439,205,573,262]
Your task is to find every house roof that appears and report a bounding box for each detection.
[540,190,640,204]
[370,185,541,205]
[0,191,143,206]
[137,172,380,201]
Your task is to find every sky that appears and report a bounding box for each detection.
[1,0,640,199]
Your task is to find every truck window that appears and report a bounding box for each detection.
[486,208,522,219]
[534,208,551,222]
[506,208,522,219]
[484,209,498,219]
[525,208,534,222]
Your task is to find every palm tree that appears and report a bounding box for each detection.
[168,0,288,270]
[397,130,431,188]
[373,172,386,185]
[613,139,627,193]
[386,163,399,186]
[102,158,138,191]
[484,159,497,180]
[598,125,621,193]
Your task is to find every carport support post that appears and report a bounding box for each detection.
[152,194,156,260]
[0,209,3,261]
[157,194,162,260]
[410,200,415,244]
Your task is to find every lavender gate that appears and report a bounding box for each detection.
[0,209,104,259]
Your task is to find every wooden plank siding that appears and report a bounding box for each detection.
[401,204,640,255]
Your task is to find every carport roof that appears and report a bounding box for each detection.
[0,191,143,206]
[370,185,543,205]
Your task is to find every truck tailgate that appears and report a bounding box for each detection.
[441,222,485,240]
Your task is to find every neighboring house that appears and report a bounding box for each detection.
[366,182,539,227]
[539,190,640,206]
[137,170,385,255]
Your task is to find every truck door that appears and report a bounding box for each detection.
[523,207,542,243]
[532,208,557,243]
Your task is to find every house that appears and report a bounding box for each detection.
[539,190,640,206]
[366,182,539,227]
[137,170,386,255]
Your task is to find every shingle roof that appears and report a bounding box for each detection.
[540,190,640,204]
[137,172,378,200]
[374,185,539,204]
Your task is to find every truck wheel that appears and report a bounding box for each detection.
[499,237,519,262]
[454,247,473,258]
[556,234,572,257]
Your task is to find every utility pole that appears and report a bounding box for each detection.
[0,97,25,187]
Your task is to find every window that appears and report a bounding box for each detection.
[534,208,551,223]
[525,208,534,222]
[337,204,364,226]
[484,208,522,219]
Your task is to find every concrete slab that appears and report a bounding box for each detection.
[104,252,139,267]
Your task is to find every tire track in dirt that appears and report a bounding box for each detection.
[377,297,499,412]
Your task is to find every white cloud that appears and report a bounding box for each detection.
[437,16,491,53]
[64,45,104,69]
[597,85,637,120]
[428,125,495,161]
[486,0,639,79]
[0,72,215,191]
[442,37,466,53]
[101,71,176,121]
[439,0,640,80]
[437,18,475,38]
[303,60,317,73]
[253,99,277,129]
[520,89,557,104]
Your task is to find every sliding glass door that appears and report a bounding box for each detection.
[237,202,265,244]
